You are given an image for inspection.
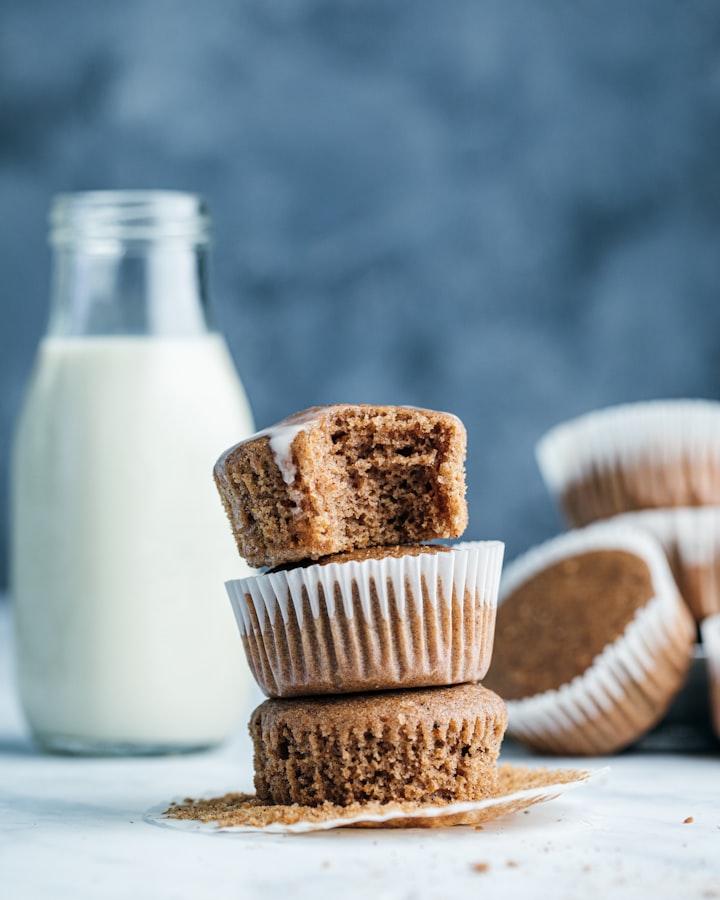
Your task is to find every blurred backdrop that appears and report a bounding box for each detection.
[2,0,720,590]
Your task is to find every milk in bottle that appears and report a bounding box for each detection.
[11,192,255,753]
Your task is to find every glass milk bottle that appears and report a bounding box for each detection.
[11,191,256,754]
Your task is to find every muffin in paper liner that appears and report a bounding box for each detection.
[484,524,696,755]
[700,614,720,740]
[609,507,720,623]
[536,399,720,527]
[225,541,504,698]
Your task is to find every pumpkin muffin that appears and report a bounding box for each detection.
[249,682,508,807]
[226,540,503,697]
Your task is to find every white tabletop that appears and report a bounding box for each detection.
[1,602,718,900]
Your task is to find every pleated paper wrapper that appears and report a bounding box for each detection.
[536,400,720,526]
[226,541,504,697]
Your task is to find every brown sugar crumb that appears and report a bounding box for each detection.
[162,764,589,831]
[485,550,656,699]
[214,404,468,568]
[471,863,490,873]
[506,860,519,868]
[684,816,694,824]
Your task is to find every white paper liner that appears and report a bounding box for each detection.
[700,614,720,739]
[536,399,720,495]
[497,523,695,754]
[609,508,720,621]
[144,765,606,834]
[226,540,504,697]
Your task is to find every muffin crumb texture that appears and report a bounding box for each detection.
[214,405,467,568]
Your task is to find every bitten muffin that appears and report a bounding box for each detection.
[484,525,695,755]
[226,540,504,697]
[214,404,468,568]
[249,682,508,807]
[536,400,720,527]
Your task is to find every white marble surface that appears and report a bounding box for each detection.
[1,603,718,900]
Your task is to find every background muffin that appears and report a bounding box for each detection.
[607,507,720,624]
[484,524,695,755]
[536,400,720,527]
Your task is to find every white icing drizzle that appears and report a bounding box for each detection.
[215,408,326,485]
[265,422,306,485]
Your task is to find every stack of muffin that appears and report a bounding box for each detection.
[214,404,507,807]
[485,400,720,754]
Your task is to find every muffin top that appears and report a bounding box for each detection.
[251,682,507,733]
[214,403,468,568]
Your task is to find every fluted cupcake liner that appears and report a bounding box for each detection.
[225,540,504,698]
[700,614,720,741]
[609,507,720,623]
[536,400,720,527]
[498,524,696,755]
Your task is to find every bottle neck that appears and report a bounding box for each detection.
[47,192,215,338]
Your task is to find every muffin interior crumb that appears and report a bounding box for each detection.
[316,414,461,546]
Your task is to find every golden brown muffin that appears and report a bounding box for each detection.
[214,404,468,568]
[249,683,507,807]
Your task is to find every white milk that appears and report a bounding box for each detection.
[11,333,255,751]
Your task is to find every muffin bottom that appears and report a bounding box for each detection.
[508,601,696,755]
[250,683,507,807]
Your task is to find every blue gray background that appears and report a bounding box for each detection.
[2,0,720,590]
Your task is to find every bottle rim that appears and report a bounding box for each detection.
[49,190,211,245]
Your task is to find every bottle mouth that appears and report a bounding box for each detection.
[49,190,211,245]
